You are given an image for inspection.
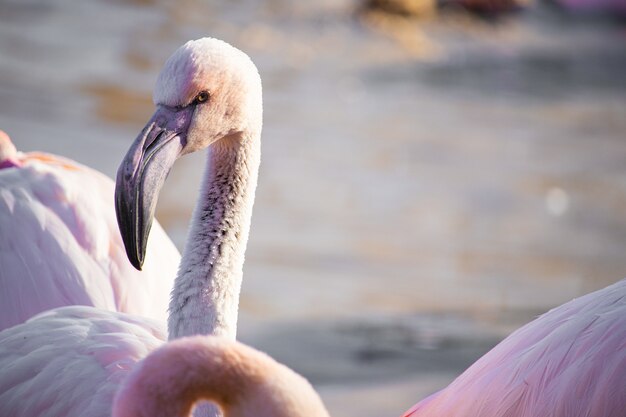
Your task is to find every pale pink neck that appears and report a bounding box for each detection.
[112,336,331,417]
[168,131,260,340]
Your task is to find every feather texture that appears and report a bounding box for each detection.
[0,148,180,330]
[112,336,331,417]
[403,279,626,417]
[0,307,164,417]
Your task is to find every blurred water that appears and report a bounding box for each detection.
[1,1,626,415]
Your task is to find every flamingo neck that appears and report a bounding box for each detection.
[168,131,260,340]
[112,336,331,417]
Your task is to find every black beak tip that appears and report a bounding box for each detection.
[115,187,146,272]
[129,252,145,271]
[120,221,147,271]
[119,227,146,271]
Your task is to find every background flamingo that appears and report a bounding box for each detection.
[0,37,262,417]
[111,279,626,417]
[401,277,626,417]
[113,335,331,417]
[0,130,179,330]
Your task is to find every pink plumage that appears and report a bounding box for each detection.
[0,307,164,417]
[0,130,18,168]
[112,336,331,417]
[0,132,180,330]
[402,278,626,417]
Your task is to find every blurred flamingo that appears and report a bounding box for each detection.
[110,280,626,417]
[556,0,626,15]
[401,278,626,417]
[0,37,262,417]
[112,335,331,417]
[0,130,179,330]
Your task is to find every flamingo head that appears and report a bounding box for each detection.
[115,38,262,270]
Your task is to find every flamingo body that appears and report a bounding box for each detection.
[403,278,626,417]
[0,144,180,330]
[0,306,164,417]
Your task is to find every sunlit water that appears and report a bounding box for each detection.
[1,1,625,415]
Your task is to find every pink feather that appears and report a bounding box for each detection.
[402,279,626,417]
[0,133,180,330]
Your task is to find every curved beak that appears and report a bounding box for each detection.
[115,105,194,270]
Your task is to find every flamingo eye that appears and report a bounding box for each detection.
[193,91,210,105]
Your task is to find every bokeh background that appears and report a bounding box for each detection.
[1,0,625,415]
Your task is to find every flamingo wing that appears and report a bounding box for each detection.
[403,279,626,417]
[0,306,165,417]
[0,151,180,330]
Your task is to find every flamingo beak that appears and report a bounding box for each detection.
[115,105,194,270]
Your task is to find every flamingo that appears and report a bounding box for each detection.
[112,279,626,417]
[112,335,331,417]
[400,278,626,417]
[556,0,626,15]
[0,130,179,330]
[0,36,262,417]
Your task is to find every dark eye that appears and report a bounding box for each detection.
[193,91,210,105]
